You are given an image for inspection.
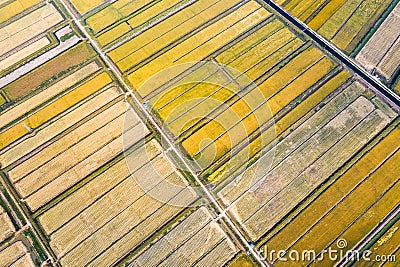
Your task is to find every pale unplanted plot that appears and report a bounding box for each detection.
[244,109,391,241]
[0,37,49,71]
[26,122,148,211]
[128,2,270,91]
[131,207,212,267]
[218,81,365,206]
[0,210,15,243]
[38,140,161,235]
[0,4,63,56]
[14,113,130,196]
[89,204,184,267]
[0,242,27,266]
[0,62,100,130]
[377,37,400,80]
[9,100,127,182]
[0,87,121,168]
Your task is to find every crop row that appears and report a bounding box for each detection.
[0,3,63,57]
[130,207,237,267]
[209,70,351,185]
[0,72,112,150]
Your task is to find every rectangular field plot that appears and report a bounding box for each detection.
[280,0,393,53]
[37,139,198,266]
[128,207,238,267]
[69,0,104,14]
[4,91,149,212]
[0,3,63,57]
[217,81,396,242]
[356,2,400,82]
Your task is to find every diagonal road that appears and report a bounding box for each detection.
[58,1,272,266]
[263,0,400,109]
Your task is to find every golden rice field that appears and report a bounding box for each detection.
[70,0,104,14]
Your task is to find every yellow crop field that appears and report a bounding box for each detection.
[0,3,63,56]
[4,42,96,100]
[264,126,400,252]
[126,0,180,30]
[70,0,104,14]
[308,0,347,29]
[0,94,5,105]
[0,0,41,24]
[97,22,131,46]
[0,72,111,149]
[109,0,240,63]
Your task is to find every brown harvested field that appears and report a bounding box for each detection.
[0,87,121,168]
[3,42,96,100]
[0,3,63,56]
[0,62,100,129]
